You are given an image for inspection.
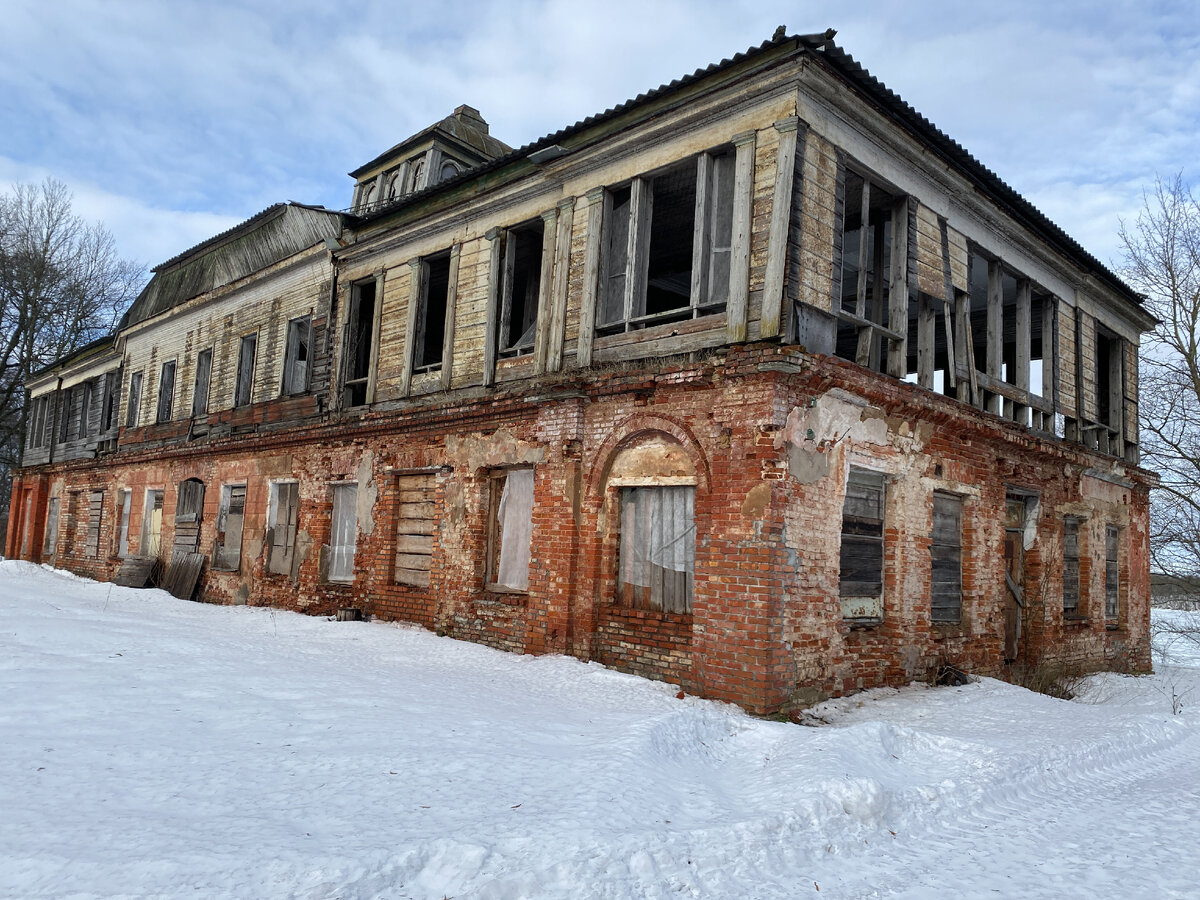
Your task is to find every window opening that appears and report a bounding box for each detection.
[840,470,885,620]
[618,485,695,613]
[415,254,451,372]
[156,360,176,423]
[931,492,963,623]
[234,335,256,407]
[81,382,94,437]
[268,482,300,576]
[343,280,376,407]
[43,497,59,555]
[394,473,436,586]
[142,489,164,557]
[1063,517,1080,615]
[487,468,534,591]
[58,387,72,442]
[192,348,212,416]
[282,316,312,395]
[126,372,143,429]
[102,373,118,432]
[1105,525,1120,619]
[328,483,358,582]
[498,220,545,358]
[214,484,246,571]
[116,488,131,557]
[85,491,103,557]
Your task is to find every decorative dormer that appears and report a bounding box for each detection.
[349,105,511,214]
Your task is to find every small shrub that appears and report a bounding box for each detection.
[1008,659,1087,700]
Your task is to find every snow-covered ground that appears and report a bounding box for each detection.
[3,561,1200,900]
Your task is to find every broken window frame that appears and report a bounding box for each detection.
[156,359,176,423]
[412,251,453,375]
[81,381,95,437]
[1062,516,1082,617]
[394,472,437,587]
[931,491,964,624]
[27,395,49,449]
[840,469,886,622]
[142,488,164,558]
[485,467,535,594]
[192,347,212,417]
[327,482,358,583]
[267,480,300,576]
[126,371,143,429]
[43,496,59,556]
[58,386,73,443]
[1085,324,1126,457]
[617,485,696,614]
[282,315,312,396]
[1105,524,1120,620]
[495,220,545,359]
[596,148,735,336]
[342,278,379,408]
[213,483,247,571]
[234,334,257,408]
[115,488,132,558]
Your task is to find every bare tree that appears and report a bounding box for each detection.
[0,178,143,535]
[1120,174,1200,581]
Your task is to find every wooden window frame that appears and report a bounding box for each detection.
[931,491,964,624]
[1062,516,1082,617]
[840,469,885,622]
[281,315,312,396]
[213,483,247,572]
[156,360,176,423]
[1105,524,1120,621]
[267,480,300,576]
[485,467,535,594]
[234,334,257,408]
[327,482,358,583]
[616,484,696,614]
[192,347,213,417]
[126,371,143,429]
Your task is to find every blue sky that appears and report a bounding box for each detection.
[2,0,1196,276]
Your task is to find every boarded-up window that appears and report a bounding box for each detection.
[394,473,436,586]
[235,334,257,407]
[213,484,246,571]
[1106,525,1120,619]
[85,491,103,558]
[328,483,358,582]
[44,497,60,555]
[126,372,143,428]
[282,316,312,395]
[142,489,164,557]
[487,468,534,591]
[840,470,885,620]
[1063,518,1081,615]
[268,482,300,576]
[497,222,544,358]
[192,348,212,417]
[116,489,132,558]
[931,492,963,623]
[173,479,205,555]
[156,360,176,423]
[618,486,695,613]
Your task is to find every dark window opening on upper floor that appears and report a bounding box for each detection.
[234,336,256,408]
[415,253,451,373]
[156,360,176,423]
[343,280,377,408]
[192,348,212,417]
[282,315,312,396]
[498,220,544,358]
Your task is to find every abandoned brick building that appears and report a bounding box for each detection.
[5,31,1155,712]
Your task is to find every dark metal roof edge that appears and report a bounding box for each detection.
[806,39,1142,307]
[29,333,119,382]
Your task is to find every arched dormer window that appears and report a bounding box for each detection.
[438,159,461,184]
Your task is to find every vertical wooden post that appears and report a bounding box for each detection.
[690,153,713,312]
[547,197,575,372]
[1044,295,1058,425]
[986,259,1003,415]
[854,178,874,366]
[576,188,605,368]
[366,271,385,404]
[727,129,756,343]
[917,292,935,388]
[482,227,502,386]
[533,207,559,375]
[938,218,956,389]
[624,178,651,328]
[1015,278,1031,425]
[439,243,461,392]
[762,117,799,339]
[399,260,421,397]
[886,198,909,378]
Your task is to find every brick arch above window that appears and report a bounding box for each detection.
[589,414,711,500]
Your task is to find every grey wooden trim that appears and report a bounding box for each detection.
[690,153,713,312]
[727,129,756,343]
[482,227,502,386]
[440,243,462,392]
[1047,295,1059,416]
[576,188,605,368]
[853,175,872,366]
[366,271,385,404]
[917,291,935,388]
[399,259,422,397]
[547,197,575,372]
[533,207,559,375]
[886,198,909,378]
[761,117,799,339]
[938,217,956,389]
[986,259,1003,415]
[625,177,651,326]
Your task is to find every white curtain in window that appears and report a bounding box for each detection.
[495,469,534,590]
[329,484,358,581]
[619,486,696,588]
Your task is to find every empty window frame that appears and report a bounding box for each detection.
[618,485,696,613]
[282,315,312,395]
[1093,325,1125,456]
[394,473,436,586]
[413,253,452,373]
[496,220,545,358]
[43,497,59,556]
[81,382,95,437]
[213,484,247,571]
[234,334,257,407]
[840,470,885,620]
[156,360,176,423]
[597,149,735,335]
[327,483,358,583]
[115,488,132,558]
[27,395,49,449]
[1062,517,1081,616]
[267,481,300,576]
[834,170,908,373]
[85,490,103,558]
[343,280,378,407]
[486,468,534,592]
[102,372,118,433]
[931,492,964,623]
[126,371,143,428]
[1105,525,1120,619]
[58,387,73,442]
[142,489,164,557]
[192,348,213,417]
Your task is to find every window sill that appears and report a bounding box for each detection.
[844,617,883,630]
[481,591,528,608]
[1106,621,1122,631]
[1063,613,1090,626]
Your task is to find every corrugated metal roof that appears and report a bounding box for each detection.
[353,29,1141,307]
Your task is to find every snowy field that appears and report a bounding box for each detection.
[3,562,1200,899]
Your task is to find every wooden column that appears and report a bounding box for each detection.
[761,118,799,339]
[917,291,935,388]
[547,197,575,372]
[533,207,559,375]
[366,271,385,404]
[399,260,422,397]
[885,199,909,378]
[482,227,502,386]
[727,129,756,343]
[576,188,605,368]
[986,259,1003,415]
[439,243,461,392]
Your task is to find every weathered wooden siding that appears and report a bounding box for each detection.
[795,131,839,314]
